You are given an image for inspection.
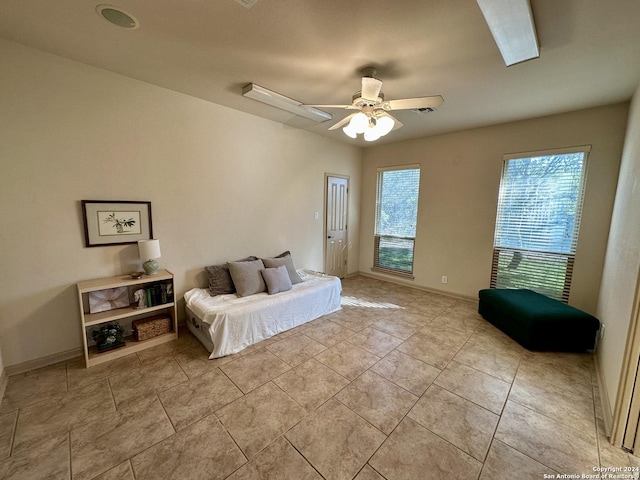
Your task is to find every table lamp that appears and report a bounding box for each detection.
[138,239,161,275]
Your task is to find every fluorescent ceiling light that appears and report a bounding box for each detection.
[477,0,539,66]
[242,84,332,123]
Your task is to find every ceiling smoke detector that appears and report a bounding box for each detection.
[96,5,140,29]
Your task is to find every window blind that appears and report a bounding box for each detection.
[490,147,589,302]
[374,166,420,276]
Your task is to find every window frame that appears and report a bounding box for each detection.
[372,164,421,279]
[490,145,591,302]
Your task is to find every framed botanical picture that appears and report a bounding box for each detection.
[82,200,153,247]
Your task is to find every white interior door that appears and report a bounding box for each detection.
[325,175,348,278]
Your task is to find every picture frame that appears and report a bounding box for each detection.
[81,200,153,247]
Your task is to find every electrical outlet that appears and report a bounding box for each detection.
[441,275,448,284]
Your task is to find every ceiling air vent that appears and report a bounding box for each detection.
[411,107,437,115]
[234,0,258,9]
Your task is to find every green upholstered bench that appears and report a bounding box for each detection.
[478,288,600,351]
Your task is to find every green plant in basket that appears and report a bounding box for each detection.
[92,323,126,352]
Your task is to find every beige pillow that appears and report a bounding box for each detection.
[262,265,293,295]
[227,259,266,297]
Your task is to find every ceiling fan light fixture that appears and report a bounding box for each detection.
[342,125,357,139]
[310,69,442,141]
[364,128,381,142]
[341,111,396,141]
[349,112,369,134]
[376,115,395,136]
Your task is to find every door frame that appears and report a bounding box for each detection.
[610,267,640,450]
[324,173,350,277]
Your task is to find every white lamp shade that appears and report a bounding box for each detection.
[342,124,357,138]
[364,128,381,142]
[376,115,395,136]
[138,239,161,260]
[349,112,369,134]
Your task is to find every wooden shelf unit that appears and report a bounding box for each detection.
[77,269,178,368]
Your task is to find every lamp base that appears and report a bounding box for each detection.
[142,259,159,275]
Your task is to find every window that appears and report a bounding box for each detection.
[491,146,590,302]
[374,165,420,277]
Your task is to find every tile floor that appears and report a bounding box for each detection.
[1,275,637,479]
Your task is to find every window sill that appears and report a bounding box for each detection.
[371,267,415,280]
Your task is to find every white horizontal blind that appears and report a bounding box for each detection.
[491,147,589,302]
[491,248,575,301]
[374,166,420,276]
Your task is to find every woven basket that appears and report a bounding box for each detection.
[132,315,171,341]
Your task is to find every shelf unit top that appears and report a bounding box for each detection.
[77,269,173,293]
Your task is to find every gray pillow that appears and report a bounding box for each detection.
[205,256,257,296]
[262,265,293,295]
[227,259,266,297]
[262,251,303,284]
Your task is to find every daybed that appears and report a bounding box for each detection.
[184,254,341,358]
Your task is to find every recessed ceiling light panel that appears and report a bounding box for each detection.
[96,5,140,29]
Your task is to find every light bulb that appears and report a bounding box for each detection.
[376,115,395,136]
[349,112,369,134]
[342,124,357,138]
[364,128,381,142]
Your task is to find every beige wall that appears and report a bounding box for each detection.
[597,83,640,417]
[0,35,633,378]
[360,104,628,314]
[0,40,362,368]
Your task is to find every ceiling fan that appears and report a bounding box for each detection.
[304,68,444,141]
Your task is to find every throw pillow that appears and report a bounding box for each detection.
[205,256,257,296]
[227,259,266,297]
[262,265,293,295]
[262,251,303,284]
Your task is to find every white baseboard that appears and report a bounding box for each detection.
[3,323,191,379]
[356,270,477,302]
[0,367,7,404]
[595,350,614,439]
[5,347,83,377]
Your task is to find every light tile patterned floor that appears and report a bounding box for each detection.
[0,275,636,479]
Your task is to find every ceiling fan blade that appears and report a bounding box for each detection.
[385,95,444,111]
[361,77,383,101]
[328,113,357,130]
[302,104,358,109]
[391,116,403,130]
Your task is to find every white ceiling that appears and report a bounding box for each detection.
[1,0,639,146]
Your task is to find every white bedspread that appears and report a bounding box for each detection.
[184,270,342,358]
